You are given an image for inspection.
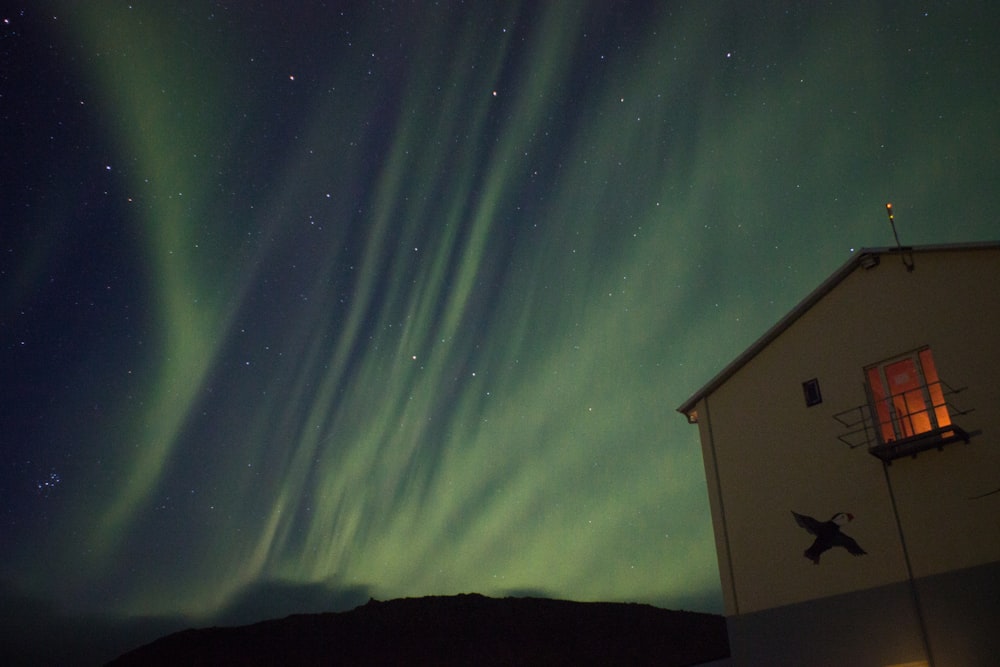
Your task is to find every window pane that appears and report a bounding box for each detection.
[885,358,932,436]
[885,358,920,393]
[867,367,896,442]
[919,348,951,428]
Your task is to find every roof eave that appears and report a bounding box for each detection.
[675,241,1000,416]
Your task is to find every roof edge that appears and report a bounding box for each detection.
[675,240,1000,416]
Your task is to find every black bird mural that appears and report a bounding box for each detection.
[792,511,867,564]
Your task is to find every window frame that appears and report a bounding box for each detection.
[862,346,966,461]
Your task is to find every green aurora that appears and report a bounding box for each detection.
[3,1,997,629]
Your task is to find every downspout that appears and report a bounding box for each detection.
[703,395,739,615]
[882,461,935,667]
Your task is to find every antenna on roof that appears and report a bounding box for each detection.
[885,203,915,272]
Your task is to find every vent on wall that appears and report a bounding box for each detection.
[802,378,822,407]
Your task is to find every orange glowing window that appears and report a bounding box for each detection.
[865,347,952,445]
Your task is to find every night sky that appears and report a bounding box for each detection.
[2,0,998,650]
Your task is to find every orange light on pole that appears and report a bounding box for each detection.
[884,202,914,271]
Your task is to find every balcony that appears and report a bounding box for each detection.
[834,378,974,463]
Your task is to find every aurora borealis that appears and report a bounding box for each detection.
[2,1,998,660]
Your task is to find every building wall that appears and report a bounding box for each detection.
[693,247,1000,623]
[725,560,1000,667]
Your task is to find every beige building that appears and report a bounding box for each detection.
[678,242,1000,666]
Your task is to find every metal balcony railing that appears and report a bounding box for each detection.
[834,379,974,462]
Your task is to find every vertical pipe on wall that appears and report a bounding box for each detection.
[703,395,740,615]
[882,461,936,667]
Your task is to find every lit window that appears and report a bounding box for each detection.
[864,347,951,445]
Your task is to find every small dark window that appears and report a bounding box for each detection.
[802,378,822,407]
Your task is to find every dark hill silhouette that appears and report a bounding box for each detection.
[107,593,728,666]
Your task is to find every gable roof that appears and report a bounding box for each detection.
[676,241,1000,417]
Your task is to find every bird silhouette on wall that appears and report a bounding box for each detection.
[791,511,867,564]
